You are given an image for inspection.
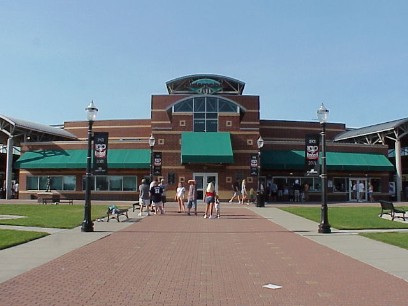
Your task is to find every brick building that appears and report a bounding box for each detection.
[8,74,397,202]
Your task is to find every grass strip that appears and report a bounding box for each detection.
[360,232,408,250]
[0,229,49,250]
[0,204,125,229]
[280,206,408,230]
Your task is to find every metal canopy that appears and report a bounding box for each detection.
[334,117,408,146]
[0,115,77,143]
[334,117,408,202]
[0,114,77,199]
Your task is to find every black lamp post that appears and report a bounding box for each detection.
[317,103,331,234]
[149,134,155,182]
[81,101,98,232]
[257,136,264,191]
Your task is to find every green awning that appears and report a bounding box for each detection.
[15,149,151,169]
[262,150,305,170]
[262,150,394,171]
[181,132,234,163]
[326,152,394,171]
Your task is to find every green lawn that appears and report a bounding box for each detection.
[281,206,408,230]
[281,206,408,250]
[0,229,49,250]
[0,204,115,228]
[360,232,408,250]
[0,204,130,250]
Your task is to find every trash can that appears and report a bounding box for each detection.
[256,192,265,207]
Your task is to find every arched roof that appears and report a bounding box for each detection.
[0,114,77,143]
[166,74,245,95]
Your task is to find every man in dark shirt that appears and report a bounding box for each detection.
[150,181,164,214]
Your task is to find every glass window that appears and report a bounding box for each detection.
[206,120,218,132]
[27,176,75,191]
[194,119,205,132]
[194,97,205,112]
[206,113,217,119]
[95,176,108,191]
[39,176,49,190]
[27,176,38,190]
[333,178,347,192]
[63,176,76,190]
[51,177,63,190]
[173,96,241,132]
[206,96,217,112]
[82,175,137,191]
[123,176,137,191]
[109,176,122,191]
[174,99,193,112]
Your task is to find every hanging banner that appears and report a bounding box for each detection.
[305,134,319,175]
[93,132,109,175]
[153,152,162,176]
[250,154,258,176]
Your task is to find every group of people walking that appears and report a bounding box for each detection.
[228,179,255,205]
[138,178,166,216]
[139,179,221,218]
[175,180,221,218]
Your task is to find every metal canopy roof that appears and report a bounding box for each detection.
[0,114,77,143]
[166,74,245,95]
[334,117,408,145]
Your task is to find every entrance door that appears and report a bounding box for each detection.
[193,173,218,202]
[349,178,368,202]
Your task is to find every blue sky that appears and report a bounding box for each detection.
[1,0,407,128]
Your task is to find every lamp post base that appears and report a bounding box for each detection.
[81,220,94,232]
[318,223,331,233]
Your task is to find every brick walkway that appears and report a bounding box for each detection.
[0,204,407,305]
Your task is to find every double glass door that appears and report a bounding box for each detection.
[193,173,218,202]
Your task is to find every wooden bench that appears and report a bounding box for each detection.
[42,198,73,205]
[379,200,406,221]
[107,207,129,222]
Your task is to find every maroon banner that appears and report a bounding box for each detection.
[305,134,319,175]
[250,154,258,176]
[93,132,109,175]
[153,152,162,176]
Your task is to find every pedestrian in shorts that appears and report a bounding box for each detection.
[187,179,197,216]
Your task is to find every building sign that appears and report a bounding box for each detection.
[153,152,162,176]
[250,154,258,176]
[305,134,319,175]
[93,132,109,175]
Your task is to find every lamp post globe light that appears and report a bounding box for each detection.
[317,103,331,234]
[81,101,98,232]
[149,134,155,182]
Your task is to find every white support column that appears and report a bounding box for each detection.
[5,136,14,200]
[395,138,402,202]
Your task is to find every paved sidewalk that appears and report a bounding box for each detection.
[0,203,407,305]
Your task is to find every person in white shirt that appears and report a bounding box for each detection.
[175,182,185,213]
